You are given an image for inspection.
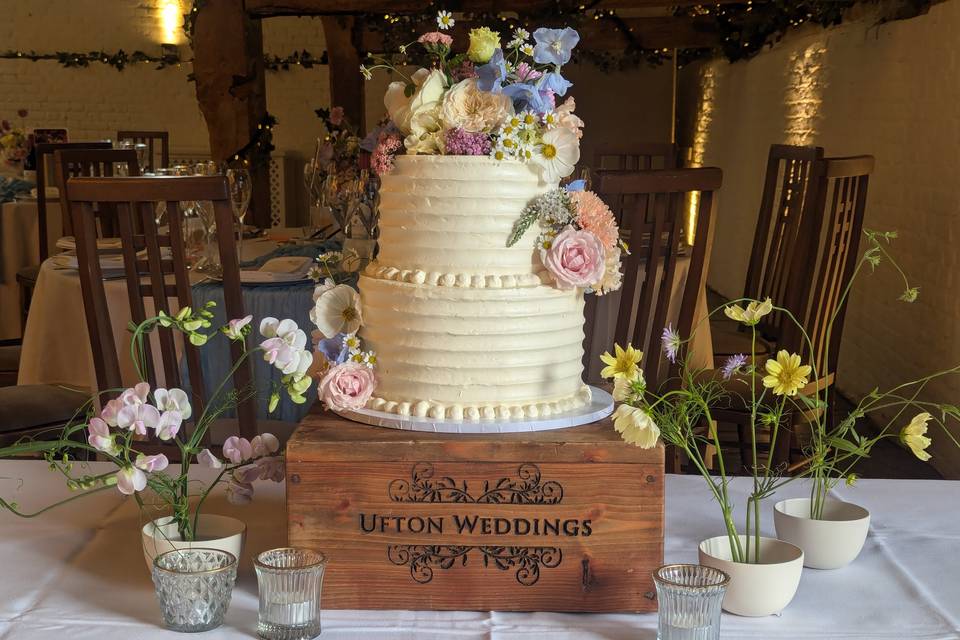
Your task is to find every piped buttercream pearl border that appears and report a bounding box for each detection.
[363,263,551,289]
[366,385,592,422]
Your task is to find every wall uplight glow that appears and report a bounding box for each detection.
[158,0,183,44]
[686,63,718,243]
[785,43,827,145]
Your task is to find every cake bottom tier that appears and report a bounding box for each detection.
[359,274,591,421]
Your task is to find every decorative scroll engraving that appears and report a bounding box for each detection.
[388,462,563,504]
[387,544,562,586]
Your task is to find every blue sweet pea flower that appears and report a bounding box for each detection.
[532,27,580,66]
[317,333,349,365]
[503,82,547,114]
[539,71,573,97]
[476,48,507,92]
[565,179,586,192]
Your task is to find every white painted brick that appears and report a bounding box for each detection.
[683,0,960,476]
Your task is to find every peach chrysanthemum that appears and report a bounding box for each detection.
[572,191,618,250]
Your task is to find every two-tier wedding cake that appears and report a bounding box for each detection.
[310,22,624,424]
[359,156,591,420]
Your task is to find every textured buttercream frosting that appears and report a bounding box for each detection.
[359,155,590,421]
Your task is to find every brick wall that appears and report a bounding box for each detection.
[1,3,670,161]
[0,2,332,159]
[679,0,960,476]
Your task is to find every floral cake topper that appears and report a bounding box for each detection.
[362,13,583,183]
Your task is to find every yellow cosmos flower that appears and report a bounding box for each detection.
[600,343,643,380]
[612,404,660,449]
[762,350,812,396]
[724,297,774,326]
[900,412,933,461]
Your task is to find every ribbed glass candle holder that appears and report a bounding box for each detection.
[255,547,327,640]
[653,564,729,640]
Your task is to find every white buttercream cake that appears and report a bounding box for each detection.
[358,155,591,421]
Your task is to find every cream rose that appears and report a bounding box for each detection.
[384,68,447,136]
[441,78,514,133]
[404,104,445,155]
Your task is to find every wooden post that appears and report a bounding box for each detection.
[192,0,272,229]
[321,16,366,133]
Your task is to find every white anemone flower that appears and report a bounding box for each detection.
[310,284,363,338]
[532,127,580,183]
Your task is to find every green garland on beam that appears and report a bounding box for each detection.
[0,49,329,74]
[0,48,182,71]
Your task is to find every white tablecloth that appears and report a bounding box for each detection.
[0,460,957,639]
[0,199,62,340]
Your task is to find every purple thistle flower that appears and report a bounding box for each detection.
[661,323,681,363]
[722,353,748,380]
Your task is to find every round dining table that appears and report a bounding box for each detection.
[0,198,62,340]
[16,231,326,423]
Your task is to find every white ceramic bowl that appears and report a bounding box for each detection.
[774,498,870,570]
[142,514,246,572]
[698,535,804,616]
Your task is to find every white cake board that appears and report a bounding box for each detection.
[332,386,614,434]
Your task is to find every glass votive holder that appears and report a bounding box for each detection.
[151,548,238,633]
[653,564,729,640]
[255,547,328,640]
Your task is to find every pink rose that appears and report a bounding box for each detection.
[541,226,606,289]
[329,106,345,126]
[319,362,376,411]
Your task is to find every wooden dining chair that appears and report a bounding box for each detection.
[591,168,720,389]
[586,168,721,472]
[66,175,257,447]
[593,143,679,171]
[14,142,113,333]
[116,130,170,172]
[713,155,874,471]
[711,144,825,363]
[53,148,141,238]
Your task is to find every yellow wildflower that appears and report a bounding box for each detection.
[724,297,774,326]
[600,343,642,380]
[900,413,933,461]
[762,350,812,396]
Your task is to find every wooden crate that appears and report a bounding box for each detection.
[286,411,664,612]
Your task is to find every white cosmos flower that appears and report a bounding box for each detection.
[310,285,363,338]
[532,127,580,183]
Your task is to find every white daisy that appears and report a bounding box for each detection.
[519,110,539,129]
[436,10,454,30]
[489,143,508,161]
[520,43,535,57]
[343,333,361,353]
[514,27,530,41]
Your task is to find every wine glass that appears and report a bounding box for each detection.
[226,167,252,257]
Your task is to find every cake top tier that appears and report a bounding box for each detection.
[373,155,556,279]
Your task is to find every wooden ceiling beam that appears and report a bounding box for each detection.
[247,0,750,17]
[358,16,718,51]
